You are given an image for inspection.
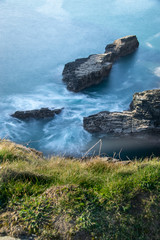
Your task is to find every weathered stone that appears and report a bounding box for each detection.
[83,89,160,136]
[62,54,112,92]
[62,35,139,92]
[105,35,139,61]
[130,89,160,124]
[11,108,63,120]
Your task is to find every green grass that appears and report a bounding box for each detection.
[0,140,160,239]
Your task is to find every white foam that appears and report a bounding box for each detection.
[154,67,160,77]
[146,42,153,48]
[153,32,160,39]
[147,32,160,42]
[42,121,91,156]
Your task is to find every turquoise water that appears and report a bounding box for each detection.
[0,0,160,158]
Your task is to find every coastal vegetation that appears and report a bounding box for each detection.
[0,140,160,239]
[1,2,160,240]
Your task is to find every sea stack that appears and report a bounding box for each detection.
[104,35,139,61]
[62,35,139,92]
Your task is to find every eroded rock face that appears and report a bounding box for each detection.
[62,54,112,92]
[130,89,160,123]
[11,108,63,120]
[83,89,160,136]
[105,35,139,61]
[62,35,139,92]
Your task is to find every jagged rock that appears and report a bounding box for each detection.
[83,89,160,136]
[105,35,139,61]
[11,108,63,120]
[62,35,139,92]
[130,90,160,123]
[62,54,112,92]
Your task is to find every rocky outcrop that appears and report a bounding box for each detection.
[62,35,139,92]
[104,35,139,61]
[62,54,112,92]
[83,89,160,136]
[11,108,63,120]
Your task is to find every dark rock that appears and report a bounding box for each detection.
[62,35,139,92]
[105,35,139,61]
[130,90,160,123]
[62,54,112,92]
[11,108,63,120]
[83,89,160,136]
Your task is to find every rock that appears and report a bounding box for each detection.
[105,35,139,61]
[62,35,139,92]
[130,89,160,123]
[83,89,160,136]
[11,108,63,120]
[62,54,112,92]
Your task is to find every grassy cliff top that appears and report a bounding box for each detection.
[0,139,160,240]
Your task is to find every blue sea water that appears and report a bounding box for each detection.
[0,0,160,158]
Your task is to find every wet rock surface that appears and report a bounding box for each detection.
[83,89,160,136]
[11,108,63,120]
[62,35,139,92]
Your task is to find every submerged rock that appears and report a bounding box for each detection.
[11,108,63,120]
[62,35,139,92]
[83,89,160,136]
